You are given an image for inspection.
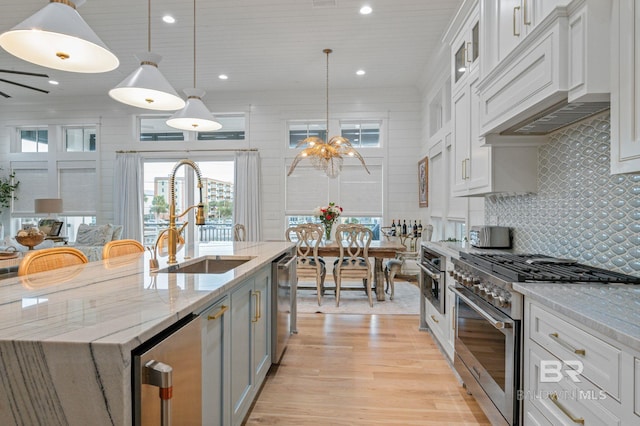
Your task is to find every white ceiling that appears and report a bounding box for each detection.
[0,0,462,102]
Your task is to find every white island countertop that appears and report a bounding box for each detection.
[0,241,293,426]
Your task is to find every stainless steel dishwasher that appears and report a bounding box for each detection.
[133,315,202,426]
[271,251,297,364]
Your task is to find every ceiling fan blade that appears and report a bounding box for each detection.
[0,79,49,94]
[0,90,10,98]
[0,69,49,78]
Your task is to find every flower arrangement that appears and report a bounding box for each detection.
[314,202,343,241]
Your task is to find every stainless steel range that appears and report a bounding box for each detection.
[450,252,640,426]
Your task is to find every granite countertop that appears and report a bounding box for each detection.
[0,241,294,426]
[0,241,293,348]
[513,282,640,352]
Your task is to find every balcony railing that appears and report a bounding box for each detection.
[143,221,235,246]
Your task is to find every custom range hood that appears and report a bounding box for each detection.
[499,99,610,136]
[478,0,611,139]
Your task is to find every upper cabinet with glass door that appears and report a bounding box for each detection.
[481,0,569,73]
[452,4,480,94]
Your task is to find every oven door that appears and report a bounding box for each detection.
[419,262,445,315]
[450,285,519,426]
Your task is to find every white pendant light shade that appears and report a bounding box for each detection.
[109,52,185,111]
[166,89,222,131]
[0,0,119,73]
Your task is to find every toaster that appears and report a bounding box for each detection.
[469,226,512,248]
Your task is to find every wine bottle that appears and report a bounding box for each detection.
[417,220,423,237]
[402,220,407,236]
[391,219,396,236]
[413,220,418,237]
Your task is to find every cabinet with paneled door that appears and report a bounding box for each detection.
[230,265,271,426]
[522,299,640,425]
[481,0,567,73]
[611,0,640,174]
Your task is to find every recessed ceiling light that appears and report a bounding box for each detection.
[162,15,175,24]
[218,74,228,80]
[356,69,366,76]
[48,80,59,85]
[360,5,372,15]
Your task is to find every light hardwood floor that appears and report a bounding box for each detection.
[245,313,491,425]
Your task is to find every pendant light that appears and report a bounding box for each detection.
[108,0,184,110]
[287,49,369,178]
[166,0,221,131]
[0,0,119,73]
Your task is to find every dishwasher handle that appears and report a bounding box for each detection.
[142,360,173,426]
[278,255,296,269]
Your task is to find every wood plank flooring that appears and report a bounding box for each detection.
[245,313,491,425]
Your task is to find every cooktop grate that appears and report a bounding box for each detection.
[459,253,640,284]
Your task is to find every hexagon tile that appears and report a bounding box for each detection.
[486,113,640,277]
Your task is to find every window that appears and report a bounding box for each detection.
[288,121,326,148]
[285,216,382,241]
[139,116,185,141]
[19,128,48,152]
[197,114,246,140]
[143,160,235,247]
[64,126,96,152]
[340,121,381,147]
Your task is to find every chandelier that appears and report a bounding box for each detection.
[287,49,369,178]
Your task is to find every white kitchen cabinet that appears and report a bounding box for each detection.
[522,299,640,425]
[230,265,271,426]
[450,2,480,95]
[478,0,610,137]
[201,296,231,426]
[482,0,567,72]
[611,0,640,174]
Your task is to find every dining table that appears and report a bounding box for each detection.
[317,239,407,301]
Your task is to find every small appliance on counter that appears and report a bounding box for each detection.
[469,225,511,248]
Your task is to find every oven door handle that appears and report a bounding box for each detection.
[418,263,441,280]
[450,286,513,330]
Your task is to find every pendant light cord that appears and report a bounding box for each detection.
[193,0,197,87]
[147,0,151,52]
[324,48,332,136]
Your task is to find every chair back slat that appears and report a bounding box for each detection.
[18,247,88,276]
[285,223,323,272]
[335,224,372,270]
[102,239,144,259]
[233,224,246,241]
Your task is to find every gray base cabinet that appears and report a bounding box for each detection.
[230,266,271,426]
[201,296,231,426]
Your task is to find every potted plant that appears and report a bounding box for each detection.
[0,168,19,239]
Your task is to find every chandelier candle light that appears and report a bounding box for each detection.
[287,49,370,178]
[314,202,342,242]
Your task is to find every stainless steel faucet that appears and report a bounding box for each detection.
[159,159,206,265]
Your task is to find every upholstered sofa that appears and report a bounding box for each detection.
[71,223,123,262]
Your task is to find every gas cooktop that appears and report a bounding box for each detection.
[459,253,640,284]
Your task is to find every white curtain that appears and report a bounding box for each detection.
[114,153,143,241]
[234,151,262,241]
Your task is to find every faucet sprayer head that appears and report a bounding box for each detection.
[195,203,206,226]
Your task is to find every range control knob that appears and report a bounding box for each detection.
[497,296,510,308]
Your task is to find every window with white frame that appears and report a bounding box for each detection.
[288,121,327,148]
[64,126,96,152]
[285,160,383,239]
[18,128,48,152]
[197,113,246,141]
[139,116,185,141]
[340,120,381,147]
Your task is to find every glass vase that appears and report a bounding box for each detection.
[324,223,332,243]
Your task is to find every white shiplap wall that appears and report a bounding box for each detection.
[0,87,422,241]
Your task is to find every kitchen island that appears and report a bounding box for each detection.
[0,241,293,426]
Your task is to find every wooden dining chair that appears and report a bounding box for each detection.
[18,247,88,276]
[102,239,145,259]
[233,224,246,241]
[285,223,327,305]
[333,224,373,307]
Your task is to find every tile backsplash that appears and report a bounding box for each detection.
[486,113,640,277]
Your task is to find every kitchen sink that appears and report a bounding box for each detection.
[157,256,255,274]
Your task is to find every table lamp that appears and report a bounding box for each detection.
[34,198,63,235]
